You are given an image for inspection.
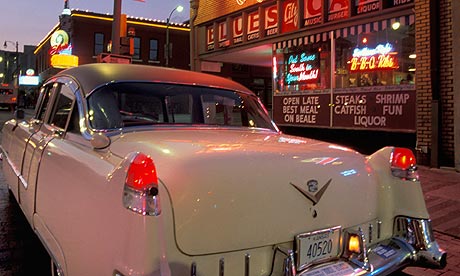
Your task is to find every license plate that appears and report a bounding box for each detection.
[296,226,341,270]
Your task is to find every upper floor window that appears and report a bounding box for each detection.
[133,37,141,60]
[149,39,159,61]
[94,33,104,56]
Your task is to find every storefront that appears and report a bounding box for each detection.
[272,10,415,132]
[192,0,459,168]
[194,1,415,132]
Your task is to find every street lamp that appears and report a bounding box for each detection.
[3,40,19,84]
[165,5,183,67]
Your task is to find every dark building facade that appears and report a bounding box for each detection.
[34,9,190,82]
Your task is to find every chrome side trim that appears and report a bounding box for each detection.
[219,258,224,276]
[369,223,373,243]
[0,146,28,189]
[245,254,250,276]
[190,262,196,276]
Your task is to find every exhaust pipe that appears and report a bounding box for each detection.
[394,217,447,268]
[417,241,447,268]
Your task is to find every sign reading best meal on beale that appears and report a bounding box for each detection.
[272,90,416,132]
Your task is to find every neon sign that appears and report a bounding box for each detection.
[49,30,73,55]
[349,43,399,72]
[285,52,319,85]
[49,29,79,68]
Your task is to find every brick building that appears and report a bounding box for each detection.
[34,8,190,83]
[189,0,459,169]
[414,0,458,169]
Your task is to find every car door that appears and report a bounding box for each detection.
[19,81,75,225]
[1,84,54,205]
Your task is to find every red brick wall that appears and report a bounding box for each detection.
[415,0,433,165]
[415,0,454,166]
[438,0,454,166]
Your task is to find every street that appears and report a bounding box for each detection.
[0,109,458,275]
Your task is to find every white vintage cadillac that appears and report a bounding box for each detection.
[1,63,446,275]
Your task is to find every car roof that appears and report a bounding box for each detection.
[53,63,252,96]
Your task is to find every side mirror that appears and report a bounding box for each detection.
[14,109,25,120]
[90,132,111,150]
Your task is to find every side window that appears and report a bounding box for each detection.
[49,84,75,130]
[36,84,56,122]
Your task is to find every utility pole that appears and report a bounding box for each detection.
[112,0,122,54]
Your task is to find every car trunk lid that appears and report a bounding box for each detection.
[110,128,379,255]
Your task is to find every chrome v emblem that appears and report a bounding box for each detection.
[290,179,332,206]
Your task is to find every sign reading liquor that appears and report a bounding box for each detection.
[349,43,399,72]
[285,52,320,85]
[333,91,415,130]
[352,0,380,16]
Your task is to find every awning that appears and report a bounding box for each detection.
[274,15,415,50]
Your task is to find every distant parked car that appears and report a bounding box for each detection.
[1,63,446,275]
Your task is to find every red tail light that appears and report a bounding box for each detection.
[126,153,158,190]
[390,147,418,181]
[391,148,416,170]
[123,152,161,216]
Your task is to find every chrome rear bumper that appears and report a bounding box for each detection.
[296,218,446,276]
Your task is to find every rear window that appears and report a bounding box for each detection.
[87,82,276,131]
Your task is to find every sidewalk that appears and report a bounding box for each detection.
[401,166,460,275]
[418,166,460,238]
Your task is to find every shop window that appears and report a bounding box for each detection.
[274,40,331,93]
[149,39,159,61]
[336,23,415,89]
[273,23,415,93]
[94,33,104,56]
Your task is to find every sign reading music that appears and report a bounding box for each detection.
[348,43,399,72]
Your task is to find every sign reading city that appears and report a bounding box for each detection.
[348,43,399,72]
[285,52,320,85]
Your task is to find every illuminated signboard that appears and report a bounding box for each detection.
[51,54,79,69]
[304,0,322,26]
[49,29,79,68]
[49,30,72,55]
[19,75,40,86]
[285,52,320,85]
[348,43,399,72]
